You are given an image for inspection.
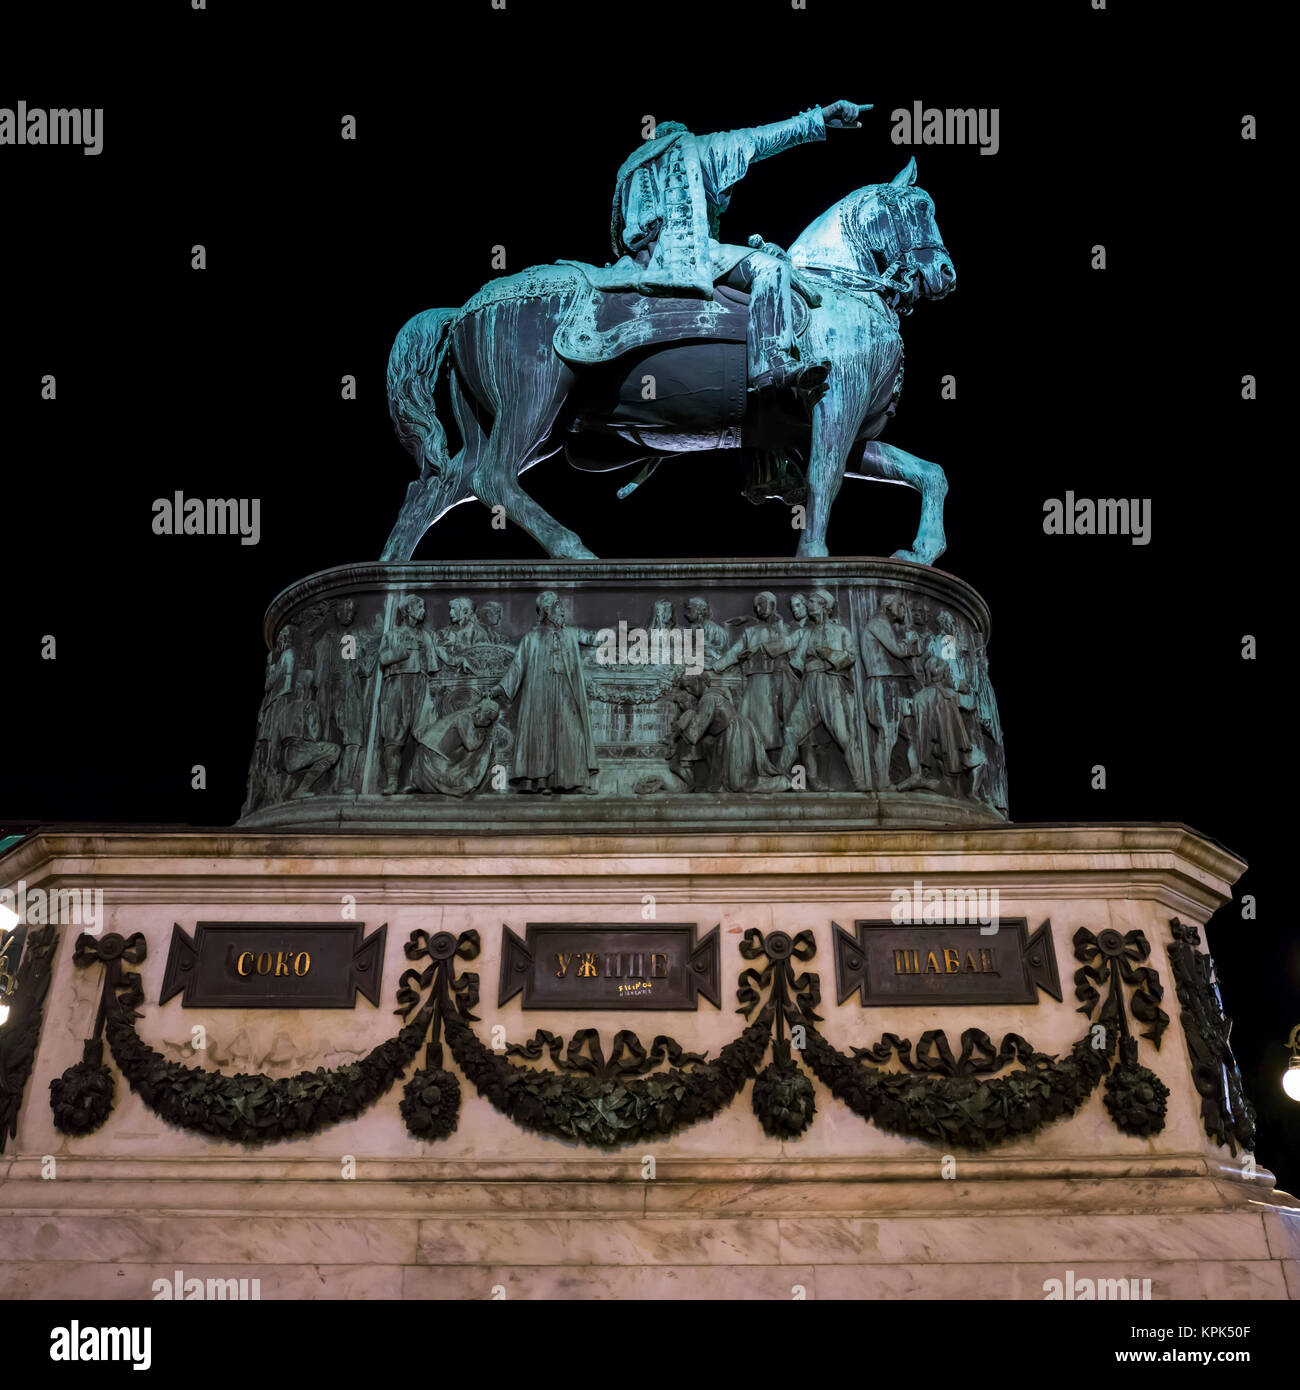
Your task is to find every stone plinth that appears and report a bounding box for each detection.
[0,822,1294,1300]
[238,558,1008,828]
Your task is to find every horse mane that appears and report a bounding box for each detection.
[791,182,935,291]
[840,187,886,271]
[790,184,889,277]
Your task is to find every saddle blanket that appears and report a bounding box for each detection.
[554,263,808,367]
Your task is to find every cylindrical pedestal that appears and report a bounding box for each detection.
[239,557,1008,830]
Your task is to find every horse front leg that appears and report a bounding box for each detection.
[855,440,948,565]
[797,381,861,558]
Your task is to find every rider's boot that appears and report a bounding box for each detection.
[749,350,830,396]
[744,252,832,401]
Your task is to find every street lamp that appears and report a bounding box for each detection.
[1284,1026,1300,1103]
[0,914,16,1028]
[0,900,23,1028]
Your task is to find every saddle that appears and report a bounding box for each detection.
[554,274,810,367]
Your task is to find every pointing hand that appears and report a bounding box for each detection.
[822,100,871,129]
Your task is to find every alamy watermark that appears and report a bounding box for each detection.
[50,1322,150,1369]
[152,1270,261,1300]
[0,879,102,931]
[594,621,706,676]
[890,879,1000,931]
[1043,492,1151,545]
[1043,1269,1151,1300]
[891,102,999,156]
[152,491,261,545]
[0,103,103,156]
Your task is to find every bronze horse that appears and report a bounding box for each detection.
[383,158,954,563]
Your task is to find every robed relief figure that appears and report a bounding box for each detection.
[378,595,447,795]
[311,597,379,794]
[712,590,798,759]
[679,674,790,794]
[860,593,922,790]
[280,670,341,799]
[245,624,297,811]
[410,697,503,797]
[491,591,600,793]
[778,589,869,791]
[910,606,981,788]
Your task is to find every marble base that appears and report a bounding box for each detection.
[1,821,1294,1300]
[0,1161,1295,1300]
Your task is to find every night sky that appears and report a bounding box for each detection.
[2,7,1289,1185]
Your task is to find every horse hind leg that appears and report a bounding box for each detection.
[852,440,948,565]
[382,471,463,561]
[471,393,597,559]
[464,317,596,559]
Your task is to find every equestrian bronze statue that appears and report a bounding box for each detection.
[384,103,954,563]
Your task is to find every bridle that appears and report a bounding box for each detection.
[835,187,950,316]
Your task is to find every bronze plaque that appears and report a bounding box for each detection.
[499,923,720,1010]
[832,919,1060,1006]
[159,922,387,1008]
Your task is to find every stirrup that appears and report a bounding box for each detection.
[750,353,829,394]
[794,359,830,393]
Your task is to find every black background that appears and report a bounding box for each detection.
[1,6,1290,1188]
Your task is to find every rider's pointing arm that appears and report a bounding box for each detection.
[695,101,866,214]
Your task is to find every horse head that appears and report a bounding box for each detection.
[790,158,955,311]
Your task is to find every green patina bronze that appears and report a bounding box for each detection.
[384,103,955,563]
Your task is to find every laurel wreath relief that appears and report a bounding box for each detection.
[49,924,1171,1149]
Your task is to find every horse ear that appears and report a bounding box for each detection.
[891,157,917,188]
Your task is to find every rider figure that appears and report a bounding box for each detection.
[590,101,869,397]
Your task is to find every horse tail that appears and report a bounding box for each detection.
[386,307,458,479]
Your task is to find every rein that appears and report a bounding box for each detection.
[800,256,929,315]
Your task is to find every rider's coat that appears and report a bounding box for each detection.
[582,107,827,299]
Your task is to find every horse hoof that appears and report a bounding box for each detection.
[796,543,830,559]
[891,548,928,565]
